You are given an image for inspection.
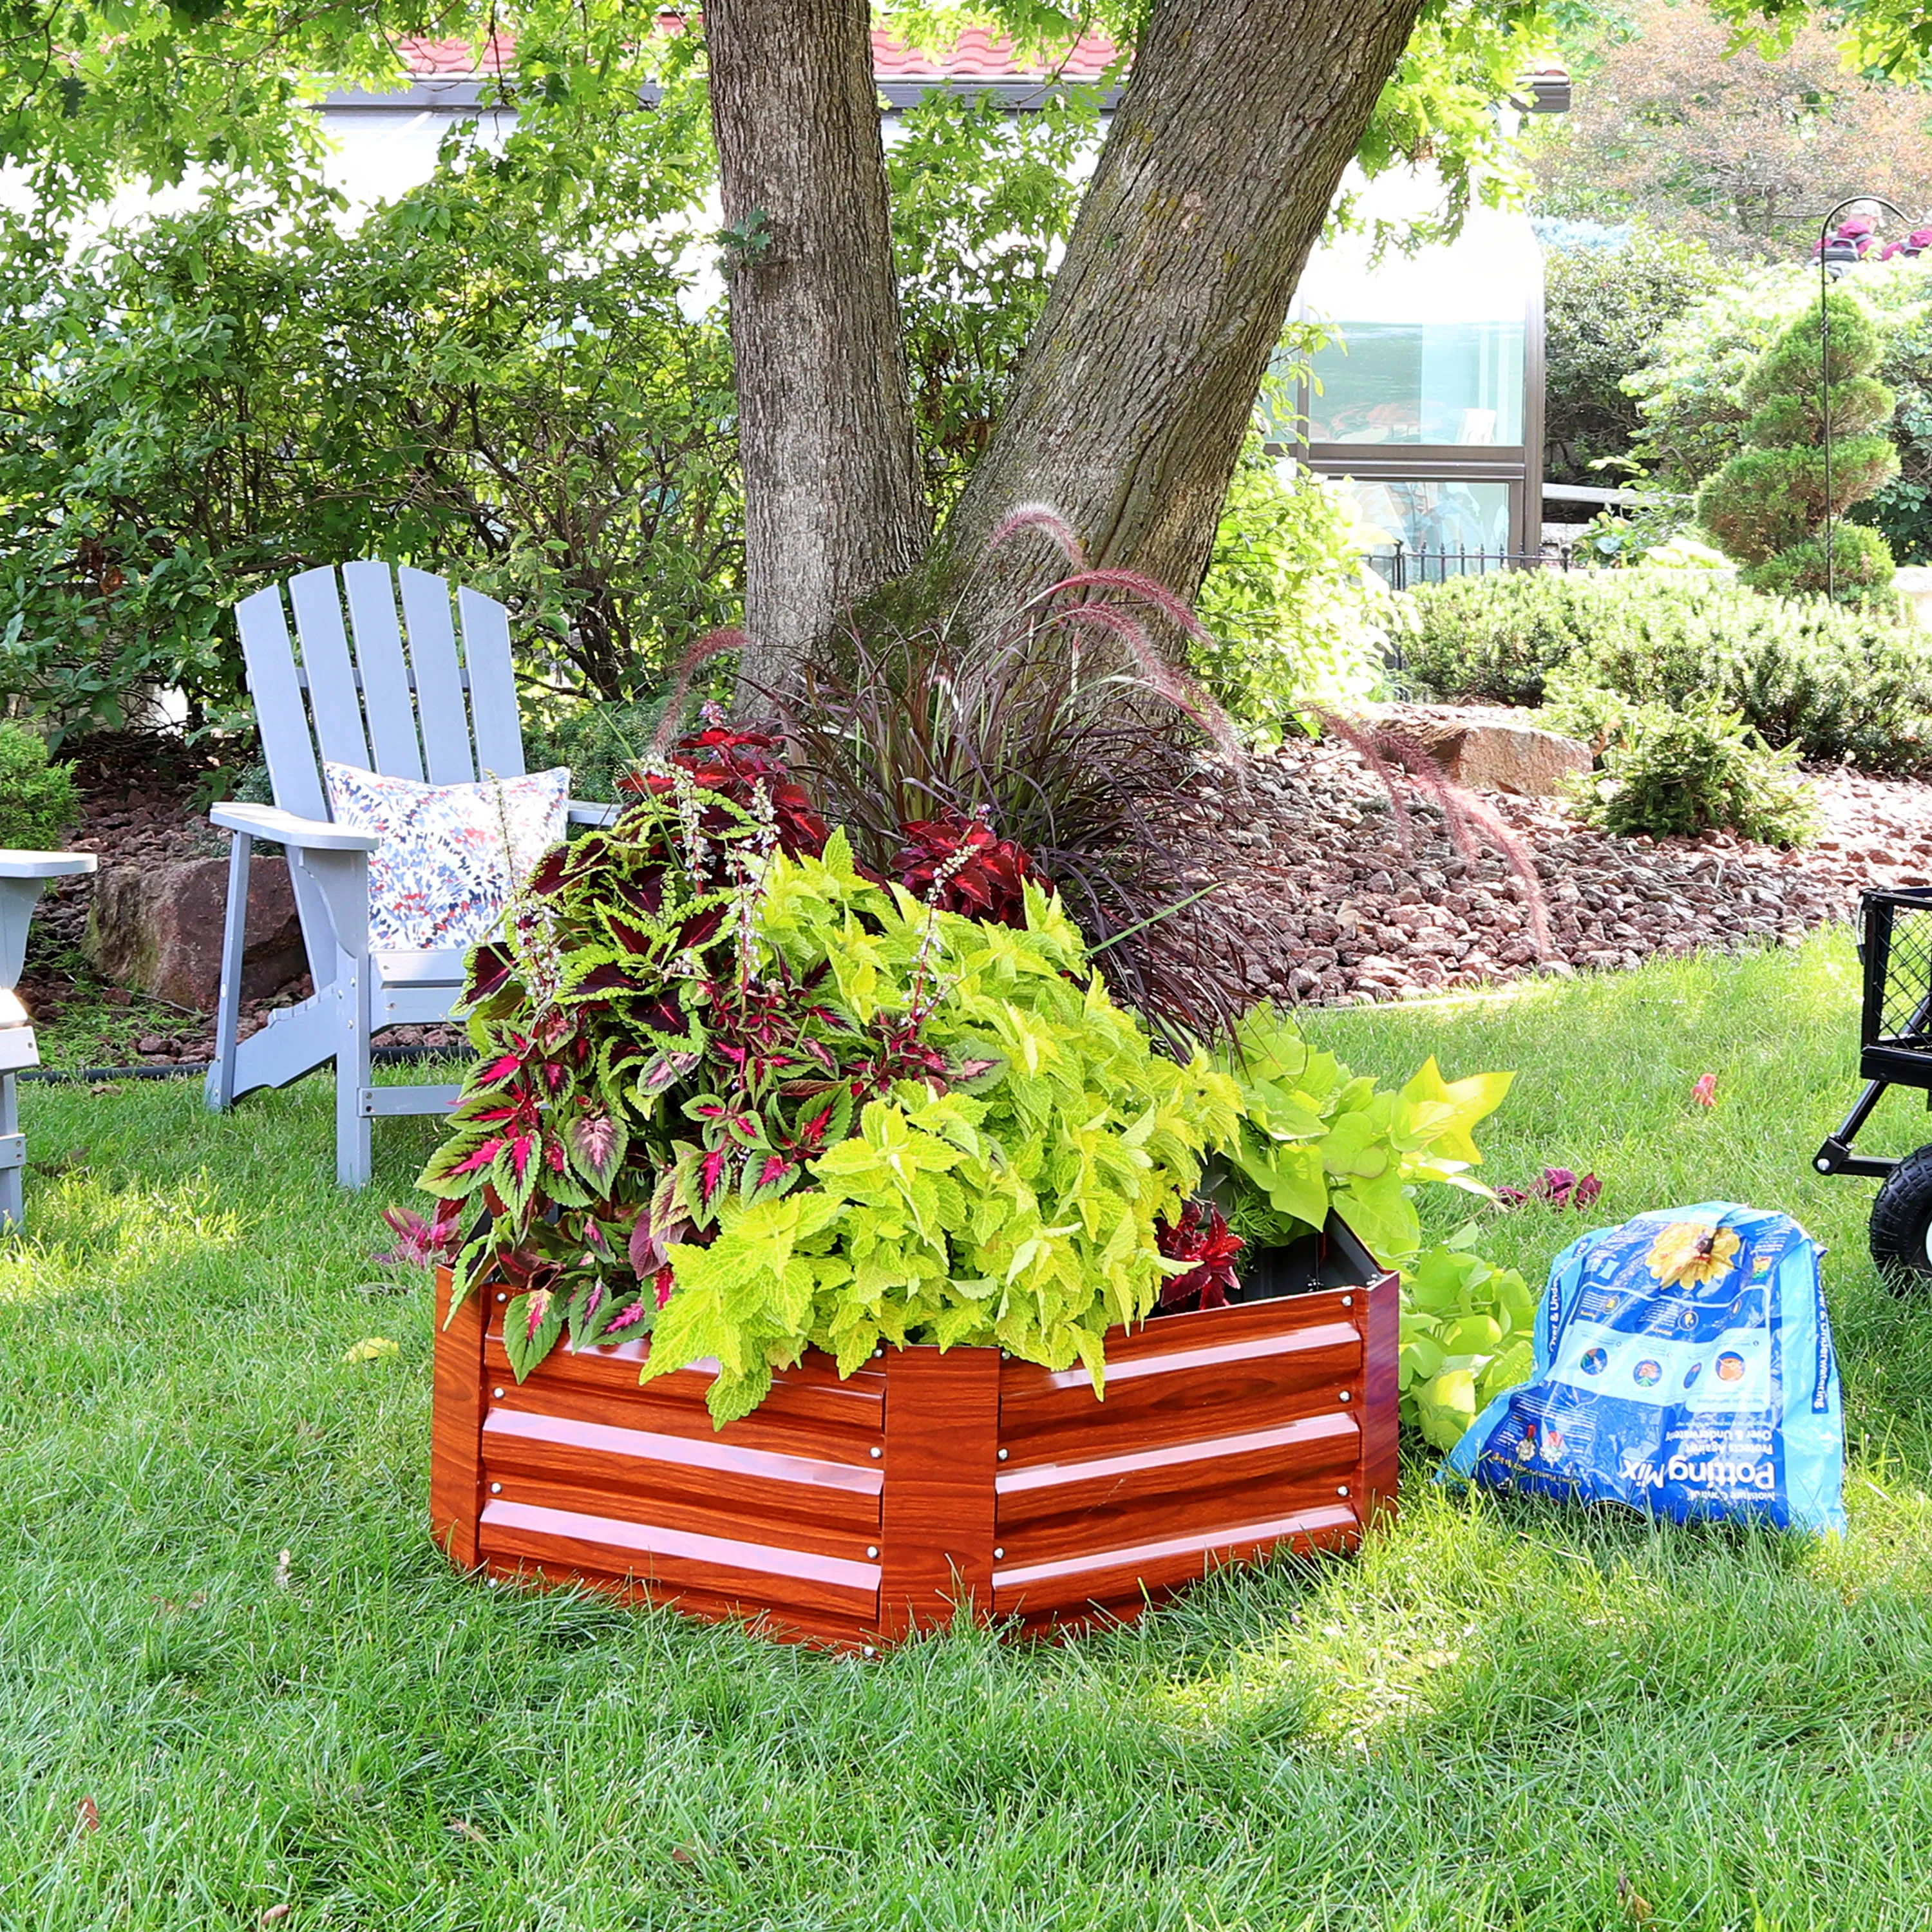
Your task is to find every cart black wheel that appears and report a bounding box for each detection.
[1870,1144,1932,1288]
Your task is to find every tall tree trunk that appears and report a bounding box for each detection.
[944,0,1426,605]
[706,0,930,695]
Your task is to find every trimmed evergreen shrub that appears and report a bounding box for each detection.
[1403,569,1932,770]
[1697,292,1899,600]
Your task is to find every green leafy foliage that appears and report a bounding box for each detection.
[1625,254,1932,565]
[0,119,738,735]
[1217,1004,1511,1269]
[1398,1226,1536,1451]
[886,86,1099,511]
[1697,292,1898,600]
[1564,694,1819,846]
[421,727,1238,1423]
[1404,570,1932,771]
[0,722,79,850]
[1540,223,1729,489]
[1193,446,1409,743]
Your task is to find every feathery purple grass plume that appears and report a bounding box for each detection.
[1047,598,1246,768]
[986,502,1089,571]
[648,627,749,759]
[1318,710,1553,960]
[1311,708,1416,857]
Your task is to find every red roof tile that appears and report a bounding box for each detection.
[397,26,1117,82]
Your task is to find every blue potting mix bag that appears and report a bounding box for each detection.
[1445,1202,1845,1535]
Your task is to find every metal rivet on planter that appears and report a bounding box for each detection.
[490,1482,502,1494]
[993,1548,1004,1560]
[1337,1485,1350,1497]
[492,1387,504,1399]
[869,1446,882,1459]
[495,1292,507,1303]
[486,1576,500,1588]
[1338,1390,1350,1402]
[866,1546,879,1558]
[1341,1294,1353,1307]
[862,1645,877,1659]
[997,1449,1009,1461]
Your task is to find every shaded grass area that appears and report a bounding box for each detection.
[5,939,1932,1929]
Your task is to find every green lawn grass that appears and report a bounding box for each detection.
[6,933,1932,1930]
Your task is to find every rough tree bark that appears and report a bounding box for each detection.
[706,0,930,693]
[941,0,1426,604]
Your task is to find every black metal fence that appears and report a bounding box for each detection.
[1369,543,1581,591]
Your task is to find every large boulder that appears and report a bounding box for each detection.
[84,855,305,1014]
[1370,703,1593,797]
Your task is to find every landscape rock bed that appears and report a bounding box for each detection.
[1177,738,1932,1007]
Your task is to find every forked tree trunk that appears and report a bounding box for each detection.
[706,0,930,694]
[943,0,1426,603]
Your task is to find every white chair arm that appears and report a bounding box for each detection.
[211,802,381,852]
[0,851,97,879]
[567,799,620,828]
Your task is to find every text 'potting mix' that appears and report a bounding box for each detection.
[1446,1202,1846,1534]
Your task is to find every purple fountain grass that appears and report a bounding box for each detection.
[1312,708,1416,858]
[647,627,750,759]
[985,502,1090,571]
[1319,710,1553,960]
[1046,598,1246,768]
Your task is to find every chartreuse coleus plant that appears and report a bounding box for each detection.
[1216,1004,1528,1452]
[1398,1226,1536,1452]
[418,726,1237,1424]
[1217,1002,1512,1267]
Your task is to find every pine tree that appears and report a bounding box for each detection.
[1698,289,1897,600]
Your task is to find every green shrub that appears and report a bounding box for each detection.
[1194,446,1407,739]
[521,693,677,804]
[0,721,79,849]
[1567,694,1818,845]
[1404,570,1932,770]
[1541,223,1728,489]
[1697,292,1898,600]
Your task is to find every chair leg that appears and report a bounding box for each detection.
[205,831,253,1113]
[336,948,374,1189]
[0,1070,20,1231]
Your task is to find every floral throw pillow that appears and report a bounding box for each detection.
[323,761,570,952]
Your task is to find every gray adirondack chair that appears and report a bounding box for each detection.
[206,561,613,1188]
[0,851,97,1228]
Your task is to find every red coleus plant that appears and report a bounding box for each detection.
[891,806,1046,929]
[618,724,829,860]
[1496,1166,1602,1211]
[373,1196,466,1269]
[1153,1199,1245,1311]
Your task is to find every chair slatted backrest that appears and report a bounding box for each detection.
[234,562,526,966]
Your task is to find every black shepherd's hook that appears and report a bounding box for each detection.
[1815,196,1915,602]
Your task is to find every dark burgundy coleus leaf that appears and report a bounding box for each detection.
[1154,1200,1244,1312]
[891,807,1047,929]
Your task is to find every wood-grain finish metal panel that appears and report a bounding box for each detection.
[480,1555,879,1651]
[878,1346,999,1638]
[429,1273,487,1567]
[1356,1273,1401,1524]
[993,1412,1358,1567]
[478,1497,880,1625]
[996,1319,1362,1468]
[990,1501,1361,1617]
[481,1323,884,1467]
[480,1411,880,1561]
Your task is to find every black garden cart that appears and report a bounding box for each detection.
[1815,886,1932,1281]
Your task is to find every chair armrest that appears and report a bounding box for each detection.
[0,851,97,879]
[567,799,620,828]
[211,802,381,852]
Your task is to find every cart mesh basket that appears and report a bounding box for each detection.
[1862,887,1932,1058]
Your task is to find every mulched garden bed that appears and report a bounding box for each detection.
[23,725,1926,1066]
